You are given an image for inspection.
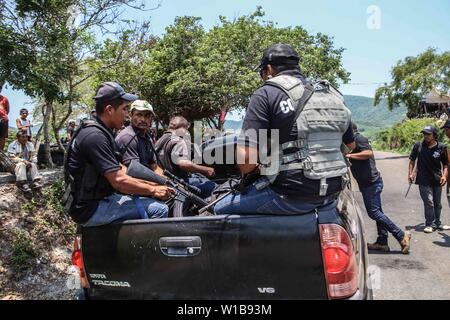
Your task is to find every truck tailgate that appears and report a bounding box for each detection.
[82,212,327,299]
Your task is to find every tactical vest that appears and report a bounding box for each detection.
[260,75,352,196]
[155,132,189,181]
[63,120,121,220]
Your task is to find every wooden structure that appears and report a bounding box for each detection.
[419,88,450,116]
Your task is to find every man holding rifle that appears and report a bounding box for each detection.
[64,82,174,227]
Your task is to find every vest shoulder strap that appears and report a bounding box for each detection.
[64,120,118,181]
[265,75,305,102]
[313,79,345,102]
[265,75,315,126]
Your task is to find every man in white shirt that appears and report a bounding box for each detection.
[7,130,42,193]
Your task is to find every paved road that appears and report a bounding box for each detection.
[353,151,450,300]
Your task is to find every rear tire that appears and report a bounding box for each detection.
[173,199,190,217]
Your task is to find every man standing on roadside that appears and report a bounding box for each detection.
[347,122,410,254]
[0,82,10,151]
[409,125,450,233]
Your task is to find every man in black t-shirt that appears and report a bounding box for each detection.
[214,44,355,215]
[66,82,174,226]
[409,125,449,233]
[348,123,410,254]
[156,116,216,199]
[116,100,160,172]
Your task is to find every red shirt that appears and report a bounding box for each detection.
[0,95,10,120]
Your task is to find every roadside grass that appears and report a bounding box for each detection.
[11,230,38,274]
[371,118,449,154]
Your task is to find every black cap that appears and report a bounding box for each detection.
[442,120,450,129]
[421,125,437,135]
[93,82,138,103]
[256,44,300,71]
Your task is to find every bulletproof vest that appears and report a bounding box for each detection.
[155,132,189,181]
[63,120,121,217]
[260,75,351,196]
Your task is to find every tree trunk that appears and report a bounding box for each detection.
[51,104,66,152]
[208,116,219,130]
[43,101,54,168]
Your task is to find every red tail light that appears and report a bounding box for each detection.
[72,235,89,288]
[319,224,358,299]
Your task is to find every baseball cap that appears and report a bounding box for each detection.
[421,125,437,135]
[93,82,138,103]
[256,44,300,71]
[130,100,155,115]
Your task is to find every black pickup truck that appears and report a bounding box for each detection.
[72,135,372,300]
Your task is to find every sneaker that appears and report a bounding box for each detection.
[16,182,33,199]
[367,242,390,252]
[31,179,43,189]
[435,225,450,231]
[399,231,411,254]
[424,226,434,233]
[16,182,31,193]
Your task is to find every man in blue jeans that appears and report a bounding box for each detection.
[347,123,411,254]
[65,82,174,227]
[214,44,356,216]
[409,125,449,233]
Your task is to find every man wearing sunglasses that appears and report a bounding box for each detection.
[215,43,355,216]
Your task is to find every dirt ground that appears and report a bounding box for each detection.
[0,181,79,300]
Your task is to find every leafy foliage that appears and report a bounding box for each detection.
[11,229,38,273]
[91,7,350,127]
[374,48,450,117]
[372,118,446,153]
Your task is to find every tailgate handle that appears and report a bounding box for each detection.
[159,236,202,257]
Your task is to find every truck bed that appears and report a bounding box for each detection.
[81,212,327,300]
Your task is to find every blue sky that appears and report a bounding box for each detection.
[3,0,450,123]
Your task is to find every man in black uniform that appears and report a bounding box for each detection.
[347,122,410,253]
[65,82,174,227]
[409,125,449,233]
[214,44,355,215]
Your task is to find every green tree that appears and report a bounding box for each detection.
[374,48,450,118]
[0,0,158,165]
[87,7,350,129]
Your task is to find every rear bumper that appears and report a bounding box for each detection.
[346,288,372,300]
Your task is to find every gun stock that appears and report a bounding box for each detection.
[128,160,168,186]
